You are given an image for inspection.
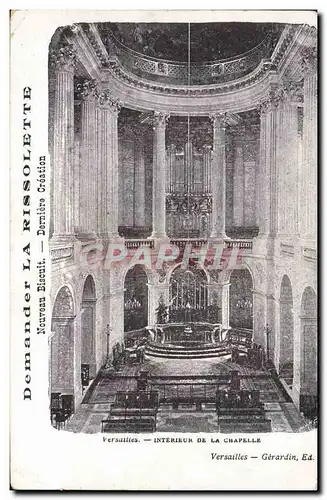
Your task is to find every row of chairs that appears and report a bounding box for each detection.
[101,390,159,433]
[216,389,271,433]
[216,389,262,410]
[51,393,74,429]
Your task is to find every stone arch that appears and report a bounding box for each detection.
[279,274,294,388]
[124,264,149,332]
[50,285,76,396]
[52,281,76,314]
[229,267,253,330]
[169,264,208,322]
[299,286,317,418]
[81,275,97,380]
[223,261,256,291]
[122,259,155,286]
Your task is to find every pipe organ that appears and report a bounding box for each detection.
[166,142,213,238]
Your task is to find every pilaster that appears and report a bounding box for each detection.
[77,79,99,240]
[301,47,317,239]
[150,111,169,239]
[209,112,228,239]
[50,43,76,242]
[233,131,244,226]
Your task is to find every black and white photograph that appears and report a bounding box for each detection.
[48,19,317,435]
[10,10,318,490]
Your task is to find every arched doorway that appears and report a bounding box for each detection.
[300,286,317,419]
[229,268,253,329]
[124,265,148,332]
[279,275,294,388]
[51,286,75,396]
[169,266,208,322]
[81,275,97,380]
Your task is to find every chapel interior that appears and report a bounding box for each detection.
[48,21,317,433]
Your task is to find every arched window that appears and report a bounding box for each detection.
[169,266,208,322]
[279,275,294,388]
[81,275,97,380]
[229,268,253,329]
[124,265,148,332]
[51,286,75,394]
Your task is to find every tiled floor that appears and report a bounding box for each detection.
[64,357,306,434]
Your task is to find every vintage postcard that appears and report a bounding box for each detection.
[10,10,318,490]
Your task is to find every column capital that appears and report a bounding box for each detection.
[209,112,228,128]
[301,46,317,76]
[259,86,283,113]
[153,111,169,128]
[98,90,122,114]
[167,143,177,153]
[281,80,304,104]
[76,79,99,102]
[49,42,77,73]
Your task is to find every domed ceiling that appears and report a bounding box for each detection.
[98,22,282,63]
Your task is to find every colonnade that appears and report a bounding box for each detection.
[50,44,236,243]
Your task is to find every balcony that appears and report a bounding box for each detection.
[124,238,253,252]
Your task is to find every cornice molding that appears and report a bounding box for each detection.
[106,56,278,98]
[82,23,111,68]
[63,25,103,81]
[55,22,312,116]
[101,68,277,115]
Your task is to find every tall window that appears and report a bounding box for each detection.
[124,265,148,331]
[169,266,208,322]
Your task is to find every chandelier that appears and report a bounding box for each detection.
[235,297,252,311]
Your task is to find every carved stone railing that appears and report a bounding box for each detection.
[170,238,208,249]
[51,246,74,263]
[302,247,317,261]
[123,238,253,252]
[110,33,276,85]
[280,243,295,256]
[124,239,154,250]
[225,239,253,251]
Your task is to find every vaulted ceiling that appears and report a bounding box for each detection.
[98,22,283,63]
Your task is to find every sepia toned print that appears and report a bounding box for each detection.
[48,20,317,437]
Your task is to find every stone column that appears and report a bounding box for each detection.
[258,88,280,237]
[203,145,212,193]
[220,282,230,330]
[301,47,317,238]
[278,82,302,237]
[150,112,169,239]
[96,100,107,239]
[207,272,230,329]
[50,43,76,241]
[252,290,267,347]
[210,113,228,239]
[77,79,98,240]
[97,91,121,240]
[134,135,146,227]
[233,131,244,226]
[108,288,125,354]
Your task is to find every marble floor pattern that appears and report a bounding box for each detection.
[64,358,306,434]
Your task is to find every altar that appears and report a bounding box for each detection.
[148,322,222,346]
